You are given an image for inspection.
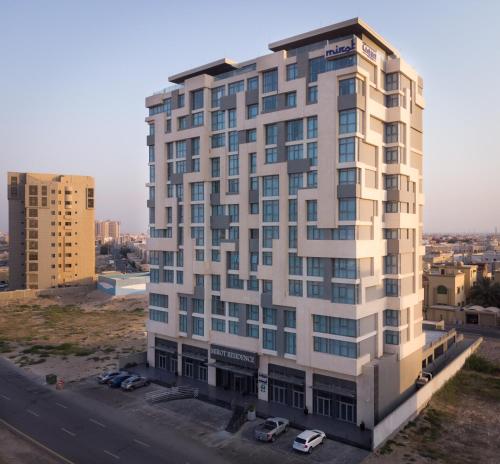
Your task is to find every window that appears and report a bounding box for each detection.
[263,307,277,325]
[307,281,324,299]
[192,317,204,336]
[228,302,239,317]
[265,147,278,164]
[313,337,357,358]
[384,279,399,297]
[333,259,358,279]
[266,124,277,145]
[339,168,358,184]
[288,253,303,276]
[437,285,448,295]
[313,315,357,337]
[262,68,278,93]
[288,199,297,221]
[227,178,239,194]
[285,91,297,108]
[286,63,298,81]
[307,171,317,188]
[227,274,244,289]
[178,116,188,130]
[385,330,400,345]
[385,73,399,91]
[192,298,204,314]
[285,332,296,355]
[247,305,259,321]
[263,175,279,197]
[384,309,399,327]
[246,324,259,338]
[212,274,221,291]
[150,293,168,308]
[228,204,239,222]
[307,142,317,166]
[262,95,277,112]
[288,280,303,296]
[228,80,244,95]
[228,131,238,151]
[191,227,204,245]
[385,123,399,143]
[384,255,398,274]
[211,86,225,107]
[263,329,277,350]
[246,129,257,143]
[288,173,303,195]
[191,182,204,201]
[212,318,226,332]
[306,200,317,221]
[228,154,239,176]
[262,251,272,265]
[262,226,279,248]
[178,94,185,107]
[211,133,225,148]
[228,251,239,270]
[331,283,358,304]
[386,94,399,108]
[309,54,356,82]
[339,78,355,96]
[308,85,318,103]
[262,200,279,222]
[229,321,239,335]
[339,109,358,134]
[286,119,303,141]
[212,111,224,131]
[191,204,204,223]
[339,198,356,220]
[249,153,257,173]
[307,257,323,276]
[191,89,204,110]
[250,176,258,191]
[307,116,318,138]
[384,147,399,164]
[212,296,225,315]
[176,271,183,284]
[288,226,297,248]
[247,76,258,91]
[247,104,258,119]
[190,111,203,127]
[339,137,356,162]
[211,158,220,177]
[286,144,303,160]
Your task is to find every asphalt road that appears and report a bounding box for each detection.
[0,358,233,464]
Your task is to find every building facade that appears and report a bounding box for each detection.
[7,172,95,290]
[95,220,121,243]
[145,18,425,428]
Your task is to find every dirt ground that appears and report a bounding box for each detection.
[0,288,147,382]
[365,337,500,464]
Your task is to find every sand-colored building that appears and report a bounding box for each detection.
[95,220,121,243]
[7,172,95,290]
[145,18,425,430]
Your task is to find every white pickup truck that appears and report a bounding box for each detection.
[416,372,433,388]
[254,417,289,442]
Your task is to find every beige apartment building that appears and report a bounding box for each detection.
[145,18,425,430]
[7,172,95,290]
[95,220,121,243]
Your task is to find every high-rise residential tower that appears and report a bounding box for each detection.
[7,172,95,290]
[145,18,425,429]
[95,220,121,243]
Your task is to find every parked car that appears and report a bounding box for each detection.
[108,373,133,388]
[416,372,433,389]
[97,370,126,384]
[254,417,289,442]
[292,429,326,453]
[121,375,149,391]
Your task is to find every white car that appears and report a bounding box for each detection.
[292,429,326,453]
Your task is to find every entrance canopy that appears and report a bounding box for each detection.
[209,361,256,377]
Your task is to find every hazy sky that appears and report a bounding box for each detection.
[1,0,499,233]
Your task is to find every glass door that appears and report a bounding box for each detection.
[337,399,355,423]
[170,356,178,374]
[271,384,287,404]
[292,389,304,409]
[198,365,207,382]
[157,353,167,370]
[315,396,332,417]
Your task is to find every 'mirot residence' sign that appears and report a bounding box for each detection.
[325,37,377,63]
[210,344,258,370]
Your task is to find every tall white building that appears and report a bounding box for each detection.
[145,18,425,430]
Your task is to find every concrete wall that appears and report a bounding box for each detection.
[0,284,96,303]
[372,337,482,450]
[118,351,148,369]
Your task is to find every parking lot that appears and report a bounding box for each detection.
[66,374,369,464]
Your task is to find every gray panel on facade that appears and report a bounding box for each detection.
[387,189,415,203]
[210,215,231,229]
[146,135,155,146]
[248,189,259,203]
[249,238,259,252]
[219,94,236,110]
[276,93,287,112]
[146,199,155,208]
[276,309,285,357]
[321,257,333,301]
[193,285,204,299]
[337,184,360,198]
[210,193,220,205]
[245,89,259,105]
[171,173,184,185]
[337,94,365,111]
[238,130,247,145]
[296,51,308,80]
[287,158,310,174]
[261,292,273,307]
[171,90,179,110]
[237,305,246,337]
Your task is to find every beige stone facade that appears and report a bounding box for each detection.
[95,220,121,243]
[145,18,425,428]
[7,172,95,290]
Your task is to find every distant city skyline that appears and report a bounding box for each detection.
[1,0,499,233]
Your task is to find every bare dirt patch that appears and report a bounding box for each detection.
[365,338,500,464]
[0,288,147,382]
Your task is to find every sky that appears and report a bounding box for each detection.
[0,0,499,234]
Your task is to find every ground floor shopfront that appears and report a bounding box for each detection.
[151,336,358,425]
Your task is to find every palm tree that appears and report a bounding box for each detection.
[469,278,500,307]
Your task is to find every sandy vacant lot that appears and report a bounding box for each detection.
[366,338,500,464]
[0,288,147,382]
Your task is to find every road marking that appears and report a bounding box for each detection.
[55,402,68,409]
[89,418,106,428]
[0,394,11,400]
[61,427,76,437]
[103,450,120,460]
[133,438,151,448]
[26,409,39,417]
[0,418,76,464]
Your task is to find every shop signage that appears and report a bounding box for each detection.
[325,38,356,60]
[258,373,268,393]
[361,42,377,62]
[210,344,259,370]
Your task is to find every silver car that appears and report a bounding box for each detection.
[120,375,149,391]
